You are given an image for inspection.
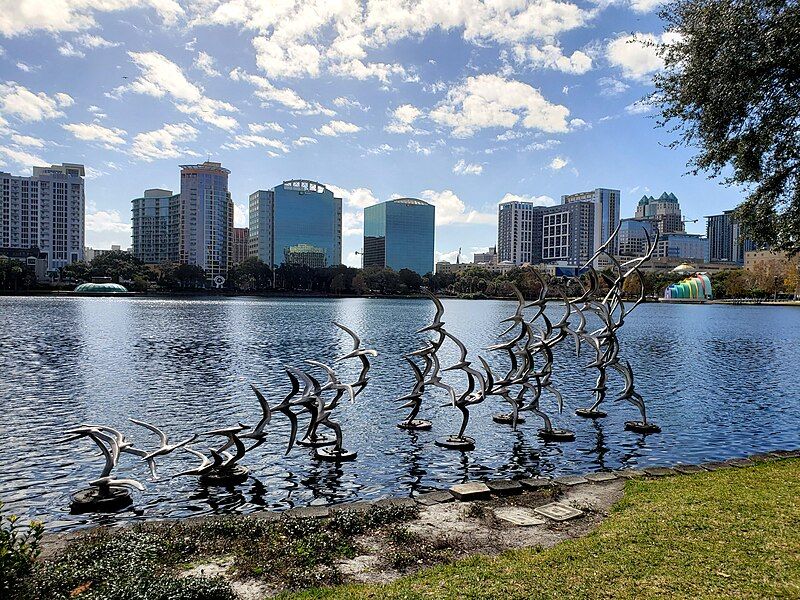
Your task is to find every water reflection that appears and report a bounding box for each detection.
[1,296,799,531]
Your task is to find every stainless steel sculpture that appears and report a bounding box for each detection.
[572,225,662,433]
[62,425,147,512]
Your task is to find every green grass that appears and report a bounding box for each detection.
[285,459,800,600]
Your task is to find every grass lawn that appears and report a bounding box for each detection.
[285,459,800,599]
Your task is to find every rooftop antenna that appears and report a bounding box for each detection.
[457,247,461,264]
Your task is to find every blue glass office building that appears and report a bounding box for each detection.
[248,180,342,268]
[363,198,435,275]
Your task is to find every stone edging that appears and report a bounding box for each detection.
[262,448,800,521]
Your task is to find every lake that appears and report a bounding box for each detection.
[0,295,798,531]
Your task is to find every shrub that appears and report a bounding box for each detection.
[0,501,43,596]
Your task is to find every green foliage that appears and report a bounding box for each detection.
[653,0,800,254]
[0,502,43,597]
[228,257,273,291]
[397,268,423,291]
[0,258,38,291]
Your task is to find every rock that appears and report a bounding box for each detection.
[284,505,330,519]
[414,490,455,506]
[450,482,491,501]
[374,497,416,509]
[643,467,676,477]
[329,501,374,514]
[673,464,707,475]
[749,453,779,462]
[493,506,546,527]
[534,502,584,522]
[486,479,523,495]
[701,461,733,471]
[613,469,645,479]
[554,475,589,487]
[584,472,618,483]
[724,458,755,468]
[519,477,554,490]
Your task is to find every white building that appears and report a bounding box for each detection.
[0,163,85,274]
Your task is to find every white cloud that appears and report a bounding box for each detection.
[221,134,290,152]
[293,136,318,147]
[194,51,220,77]
[514,44,592,75]
[419,189,494,226]
[325,184,380,210]
[0,83,72,122]
[328,59,411,83]
[234,203,248,227]
[249,122,284,133]
[430,74,570,137]
[130,122,200,162]
[524,139,560,151]
[345,250,361,267]
[453,159,483,175]
[549,156,568,170]
[436,249,460,264]
[607,32,680,81]
[253,36,321,78]
[333,97,369,111]
[629,0,663,13]
[229,68,333,115]
[385,103,426,134]
[598,76,629,96]
[342,211,364,236]
[408,140,433,155]
[0,0,183,36]
[314,120,362,137]
[75,33,120,49]
[10,133,45,148]
[498,192,556,206]
[119,51,238,130]
[62,122,127,146]
[625,99,655,115]
[85,209,132,248]
[16,62,36,72]
[58,42,86,58]
[0,146,46,172]
[570,117,590,129]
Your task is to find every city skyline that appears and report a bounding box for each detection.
[0,1,749,267]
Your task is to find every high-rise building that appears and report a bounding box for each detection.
[178,161,234,280]
[131,188,180,264]
[249,180,342,269]
[619,218,658,257]
[539,201,595,266]
[657,233,709,262]
[498,200,539,265]
[706,210,754,264]
[473,246,498,265]
[562,188,621,266]
[635,192,685,234]
[232,227,249,266]
[363,197,435,275]
[0,162,85,274]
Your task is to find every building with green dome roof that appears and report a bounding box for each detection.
[635,192,685,234]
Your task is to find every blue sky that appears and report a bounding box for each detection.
[0,0,744,266]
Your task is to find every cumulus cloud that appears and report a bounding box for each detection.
[333,97,370,111]
[249,122,284,133]
[625,99,655,115]
[0,0,183,36]
[452,159,483,175]
[314,120,362,137]
[10,133,45,148]
[0,83,72,122]
[629,0,663,13]
[58,42,85,58]
[549,156,568,170]
[419,189,494,226]
[85,208,132,248]
[598,76,629,96]
[234,203,248,227]
[0,146,47,172]
[130,122,199,161]
[253,36,321,78]
[116,51,238,130]
[194,51,220,77]
[221,134,290,152]
[229,68,334,115]
[293,136,318,147]
[385,103,426,134]
[325,184,381,236]
[429,74,570,137]
[513,44,592,74]
[62,122,127,147]
[607,32,680,81]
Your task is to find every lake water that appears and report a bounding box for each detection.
[1,296,798,531]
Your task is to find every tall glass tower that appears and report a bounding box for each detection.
[249,180,342,268]
[364,198,435,275]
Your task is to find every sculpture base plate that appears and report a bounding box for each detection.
[625,421,661,434]
[315,447,358,462]
[200,465,249,485]
[397,419,432,430]
[296,433,337,448]
[70,487,132,513]
[575,407,607,419]
[435,436,475,451]
[538,428,576,442]
[493,413,525,424]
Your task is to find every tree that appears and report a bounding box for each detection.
[229,257,272,291]
[174,264,207,288]
[88,251,149,282]
[398,268,423,291]
[0,258,37,291]
[653,0,800,254]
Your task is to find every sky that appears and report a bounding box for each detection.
[0,0,745,267]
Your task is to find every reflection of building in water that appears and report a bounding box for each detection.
[249,179,342,269]
[284,243,327,268]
